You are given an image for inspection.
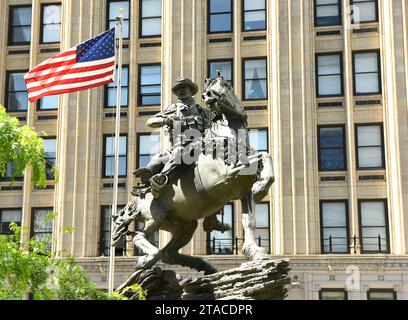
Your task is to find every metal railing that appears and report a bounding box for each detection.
[323,234,388,254]
[207,236,271,255]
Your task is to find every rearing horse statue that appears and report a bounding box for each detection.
[112,72,274,275]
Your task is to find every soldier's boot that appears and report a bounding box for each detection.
[149,173,169,198]
[203,214,231,233]
[133,168,153,185]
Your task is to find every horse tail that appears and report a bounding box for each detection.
[252,152,275,203]
[112,198,142,246]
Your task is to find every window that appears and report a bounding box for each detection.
[8,6,32,45]
[243,58,267,100]
[137,133,160,168]
[41,4,62,44]
[248,129,268,152]
[353,51,381,95]
[208,0,232,33]
[316,53,343,97]
[0,161,24,181]
[209,60,233,83]
[356,124,384,169]
[320,201,349,254]
[243,0,266,31]
[315,0,341,26]
[359,200,389,253]
[5,71,28,112]
[31,208,53,251]
[208,204,234,255]
[107,0,130,39]
[38,95,59,110]
[0,209,22,234]
[367,289,396,300]
[139,64,161,106]
[255,203,270,253]
[140,0,162,37]
[100,206,125,256]
[105,66,129,108]
[351,0,378,24]
[103,135,127,178]
[318,126,346,171]
[43,138,57,180]
[319,289,348,300]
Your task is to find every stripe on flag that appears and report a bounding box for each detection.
[24,28,116,102]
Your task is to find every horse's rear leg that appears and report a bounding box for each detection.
[133,218,162,270]
[161,219,217,275]
[241,194,268,260]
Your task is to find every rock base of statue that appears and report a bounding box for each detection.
[118,259,291,300]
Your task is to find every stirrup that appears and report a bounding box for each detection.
[133,168,153,184]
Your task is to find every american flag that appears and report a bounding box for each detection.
[24,28,116,102]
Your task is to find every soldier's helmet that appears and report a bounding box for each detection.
[172,78,199,96]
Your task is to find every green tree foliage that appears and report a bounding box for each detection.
[0,223,146,300]
[0,105,47,187]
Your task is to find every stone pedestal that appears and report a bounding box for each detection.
[118,259,291,300]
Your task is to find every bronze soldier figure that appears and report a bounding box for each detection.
[134,77,229,232]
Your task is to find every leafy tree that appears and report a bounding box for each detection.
[0,223,146,300]
[0,105,47,188]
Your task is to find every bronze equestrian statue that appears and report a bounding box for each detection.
[113,72,274,275]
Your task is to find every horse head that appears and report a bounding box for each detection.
[202,71,246,121]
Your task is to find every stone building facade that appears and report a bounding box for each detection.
[1,0,408,300]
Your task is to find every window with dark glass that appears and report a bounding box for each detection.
[139,64,161,106]
[248,129,268,152]
[103,135,127,178]
[0,161,24,181]
[137,133,160,168]
[318,126,346,171]
[6,71,28,112]
[243,0,266,31]
[319,289,348,300]
[359,200,389,253]
[41,4,62,43]
[106,66,129,108]
[140,0,162,37]
[367,289,396,300]
[31,208,53,251]
[255,203,270,253]
[208,0,232,33]
[0,209,22,235]
[209,60,233,83]
[316,53,343,97]
[353,51,381,95]
[351,0,378,24]
[8,6,32,45]
[315,0,341,26]
[108,0,130,39]
[39,95,59,110]
[43,138,57,180]
[356,124,384,169]
[208,204,234,255]
[244,58,267,100]
[101,205,125,256]
[320,201,349,254]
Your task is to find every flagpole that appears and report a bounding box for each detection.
[108,9,124,295]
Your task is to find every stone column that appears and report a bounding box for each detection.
[21,0,42,244]
[381,0,407,254]
[342,0,359,253]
